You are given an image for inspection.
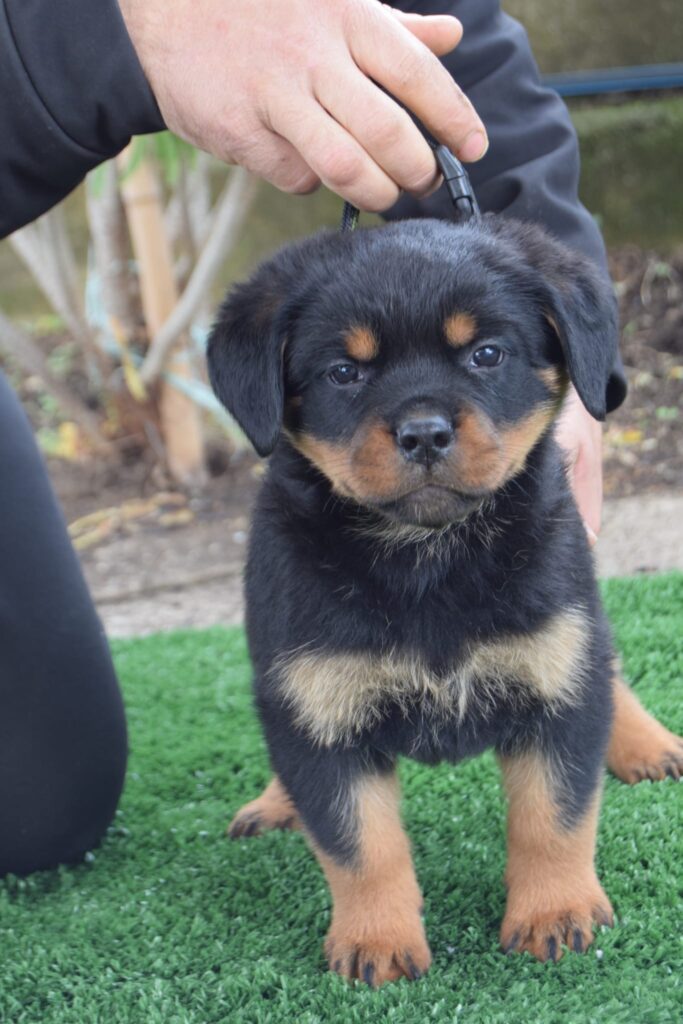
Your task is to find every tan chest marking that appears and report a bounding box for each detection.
[276,609,588,747]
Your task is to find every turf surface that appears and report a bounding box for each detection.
[2,573,682,1023]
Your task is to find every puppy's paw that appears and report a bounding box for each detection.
[227,778,299,839]
[325,918,431,986]
[609,721,683,785]
[501,879,613,962]
[608,678,683,784]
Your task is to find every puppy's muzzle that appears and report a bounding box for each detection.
[396,414,454,468]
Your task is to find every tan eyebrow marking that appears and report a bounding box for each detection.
[344,326,379,362]
[444,312,477,348]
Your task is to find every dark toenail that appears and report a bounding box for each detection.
[362,962,375,986]
[404,952,422,980]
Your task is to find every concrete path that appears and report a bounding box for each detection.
[88,491,683,638]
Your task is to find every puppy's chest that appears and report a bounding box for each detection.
[274,606,589,750]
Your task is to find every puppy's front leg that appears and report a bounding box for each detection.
[304,767,430,986]
[499,750,613,961]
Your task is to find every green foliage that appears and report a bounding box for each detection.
[573,97,683,249]
[506,0,683,72]
[1,573,682,1022]
[121,133,198,186]
[89,132,197,194]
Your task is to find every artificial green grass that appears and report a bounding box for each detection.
[2,574,682,1024]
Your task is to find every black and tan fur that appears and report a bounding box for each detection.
[208,217,683,985]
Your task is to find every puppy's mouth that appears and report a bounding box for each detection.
[372,483,486,528]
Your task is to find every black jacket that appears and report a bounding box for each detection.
[0,0,625,409]
[0,0,162,237]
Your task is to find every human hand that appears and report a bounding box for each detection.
[117,0,488,211]
[555,386,604,546]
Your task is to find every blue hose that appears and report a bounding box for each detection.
[541,63,683,97]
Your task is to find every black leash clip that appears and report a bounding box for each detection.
[432,144,480,222]
[340,142,480,232]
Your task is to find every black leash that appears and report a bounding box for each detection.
[340,142,480,232]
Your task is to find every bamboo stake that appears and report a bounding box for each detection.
[117,146,206,489]
[141,167,258,384]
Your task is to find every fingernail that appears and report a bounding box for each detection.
[459,130,488,162]
[585,523,598,547]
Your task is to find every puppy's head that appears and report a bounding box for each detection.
[208,218,618,527]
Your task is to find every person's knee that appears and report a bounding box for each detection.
[0,706,127,877]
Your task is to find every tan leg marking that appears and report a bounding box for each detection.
[227,776,301,838]
[314,772,430,986]
[607,675,683,783]
[499,753,612,961]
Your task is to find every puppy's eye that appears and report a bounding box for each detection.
[329,363,362,385]
[471,345,504,368]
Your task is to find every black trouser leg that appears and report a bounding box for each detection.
[0,371,127,875]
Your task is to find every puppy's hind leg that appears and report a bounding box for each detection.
[607,674,683,784]
[228,775,301,838]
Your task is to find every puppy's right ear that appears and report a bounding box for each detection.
[207,251,301,457]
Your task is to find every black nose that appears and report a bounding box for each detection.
[396,415,454,465]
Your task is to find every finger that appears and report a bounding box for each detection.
[349,10,488,164]
[585,523,599,547]
[572,448,603,540]
[314,70,439,197]
[225,127,321,195]
[266,95,400,211]
[558,429,602,539]
[386,8,463,57]
[555,388,603,539]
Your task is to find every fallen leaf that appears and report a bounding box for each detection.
[607,427,643,446]
[158,509,195,528]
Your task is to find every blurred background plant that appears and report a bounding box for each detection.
[0,133,368,492]
[1,136,260,487]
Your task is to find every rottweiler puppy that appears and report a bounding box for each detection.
[207,217,683,986]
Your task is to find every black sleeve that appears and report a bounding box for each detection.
[387,0,627,412]
[0,0,164,239]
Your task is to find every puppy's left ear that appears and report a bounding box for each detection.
[207,246,308,456]
[487,219,619,421]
